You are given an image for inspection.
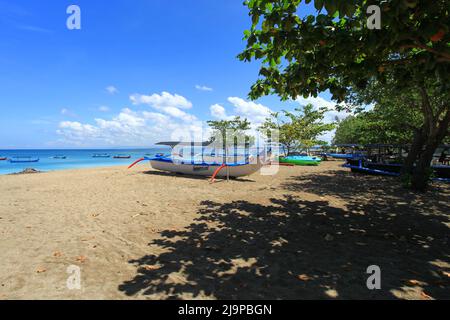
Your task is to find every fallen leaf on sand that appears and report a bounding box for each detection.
[143,265,161,271]
[75,256,87,263]
[53,251,63,257]
[420,291,433,300]
[297,274,311,281]
[36,267,47,273]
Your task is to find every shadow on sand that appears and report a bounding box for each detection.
[119,170,450,299]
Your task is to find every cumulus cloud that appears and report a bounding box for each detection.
[195,85,213,92]
[130,91,192,109]
[57,92,202,147]
[227,97,272,125]
[106,86,118,95]
[210,104,230,120]
[296,96,350,123]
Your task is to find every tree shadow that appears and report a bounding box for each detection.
[118,170,450,299]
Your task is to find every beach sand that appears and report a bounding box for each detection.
[0,161,448,300]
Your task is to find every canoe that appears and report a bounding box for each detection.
[279,156,321,166]
[9,157,40,163]
[53,156,67,159]
[113,155,131,159]
[0,157,7,161]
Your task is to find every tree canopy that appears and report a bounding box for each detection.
[239,0,450,190]
[260,103,334,154]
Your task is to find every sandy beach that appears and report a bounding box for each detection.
[0,161,448,300]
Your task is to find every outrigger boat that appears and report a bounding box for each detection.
[327,144,364,159]
[128,141,266,180]
[9,156,40,163]
[342,144,450,182]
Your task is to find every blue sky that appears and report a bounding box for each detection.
[0,0,340,149]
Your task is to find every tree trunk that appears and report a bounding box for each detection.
[401,127,426,175]
[410,108,450,191]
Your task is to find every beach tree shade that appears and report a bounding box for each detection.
[260,103,335,155]
[238,0,450,191]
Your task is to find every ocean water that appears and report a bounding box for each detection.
[0,148,169,175]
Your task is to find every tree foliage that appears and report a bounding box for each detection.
[239,0,450,102]
[207,116,252,148]
[260,103,334,154]
[239,0,450,190]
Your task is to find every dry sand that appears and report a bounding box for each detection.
[0,161,448,300]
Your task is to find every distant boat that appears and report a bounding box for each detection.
[92,154,110,158]
[53,155,67,159]
[113,155,131,159]
[9,156,40,163]
[0,157,7,161]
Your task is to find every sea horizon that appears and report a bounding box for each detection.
[0,147,170,175]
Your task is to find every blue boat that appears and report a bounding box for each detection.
[92,154,110,158]
[327,153,364,159]
[9,156,40,163]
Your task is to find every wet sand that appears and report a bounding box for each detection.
[0,161,448,299]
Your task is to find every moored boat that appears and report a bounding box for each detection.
[129,141,267,180]
[113,155,131,159]
[279,155,321,166]
[9,156,40,163]
[0,157,7,161]
[53,155,67,159]
[92,154,110,158]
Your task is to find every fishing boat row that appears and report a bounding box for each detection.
[340,144,450,181]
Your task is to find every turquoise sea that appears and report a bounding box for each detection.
[0,148,170,175]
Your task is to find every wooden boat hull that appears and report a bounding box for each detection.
[149,159,263,177]
[0,157,7,161]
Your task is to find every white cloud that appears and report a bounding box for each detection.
[296,96,350,123]
[57,100,203,147]
[210,104,230,120]
[106,86,118,95]
[98,106,110,112]
[130,91,192,109]
[195,84,213,92]
[227,97,272,125]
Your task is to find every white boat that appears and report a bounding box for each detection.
[148,157,263,178]
[128,141,267,179]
